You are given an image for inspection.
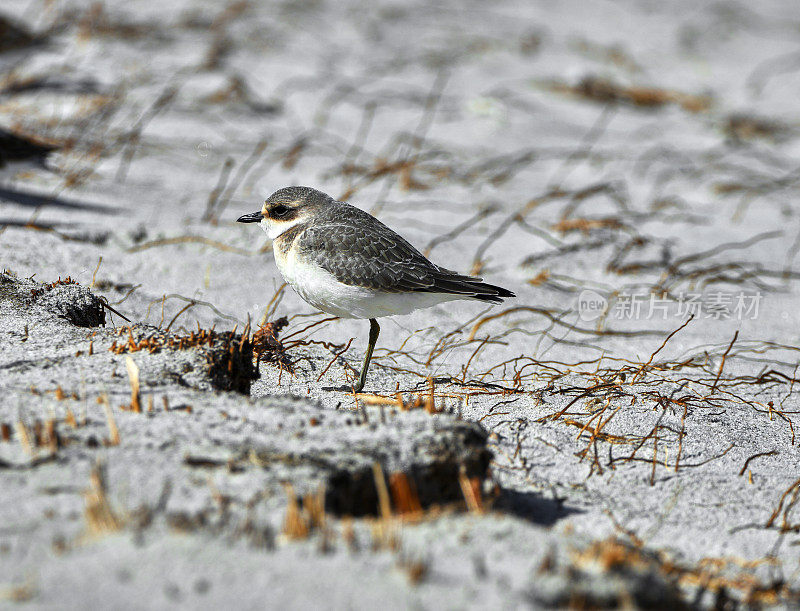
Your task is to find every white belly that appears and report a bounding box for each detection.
[273,243,458,319]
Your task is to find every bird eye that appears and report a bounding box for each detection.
[272,205,290,218]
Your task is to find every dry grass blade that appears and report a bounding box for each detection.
[547,75,712,112]
[631,315,694,383]
[84,462,122,536]
[100,395,120,446]
[15,420,33,455]
[766,476,800,532]
[164,300,195,333]
[124,356,141,413]
[711,330,738,392]
[317,337,354,382]
[738,451,778,476]
[127,235,254,256]
[44,419,58,453]
[468,306,662,341]
[459,469,484,514]
[280,484,329,545]
[372,462,393,520]
[260,282,287,326]
[281,484,309,540]
[303,485,327,531]
[90,255,102,288]
[389,473,422,516]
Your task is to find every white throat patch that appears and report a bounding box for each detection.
[260,215,305,240]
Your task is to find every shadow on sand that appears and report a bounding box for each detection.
[0,186,120,214]
[493,488,581,527]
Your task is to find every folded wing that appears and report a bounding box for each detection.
[299,205,515,304]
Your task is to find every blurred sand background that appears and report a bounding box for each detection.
[1,0,800,607]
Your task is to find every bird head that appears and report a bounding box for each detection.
[237,186,331,239]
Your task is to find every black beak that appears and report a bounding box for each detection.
[237,211,263,223]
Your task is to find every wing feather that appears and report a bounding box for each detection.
[298,203,514,302]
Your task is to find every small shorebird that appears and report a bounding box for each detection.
[238,186,514,392]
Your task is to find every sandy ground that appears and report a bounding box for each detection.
[2,0,800,607]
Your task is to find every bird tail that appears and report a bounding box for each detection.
[428,269,515,304]
[466,281,515,304]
